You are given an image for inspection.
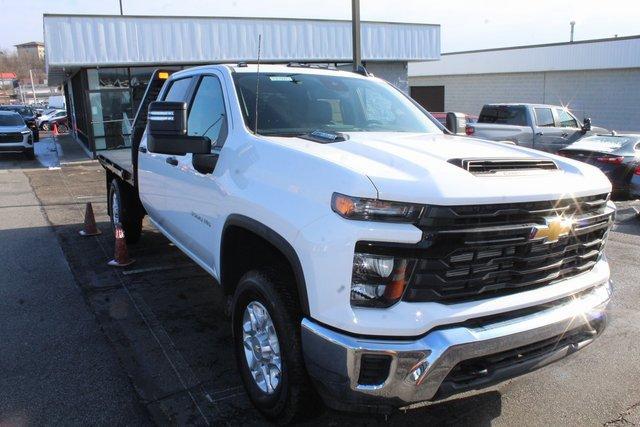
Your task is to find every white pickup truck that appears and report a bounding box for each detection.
[99,65,615,423]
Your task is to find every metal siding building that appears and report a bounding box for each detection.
[44,14,440,156]
[408,35,640,132]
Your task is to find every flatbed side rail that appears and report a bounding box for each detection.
[98,154,134,187]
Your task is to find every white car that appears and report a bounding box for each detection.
[0,111,35,159]
[37,109,67,130]
[99,65,614,422]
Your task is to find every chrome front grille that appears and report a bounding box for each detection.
[401,194,613,303]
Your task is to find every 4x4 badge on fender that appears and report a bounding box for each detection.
[530,217,574,243]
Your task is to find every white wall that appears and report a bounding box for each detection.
[409,68,640,132]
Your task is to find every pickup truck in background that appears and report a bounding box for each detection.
[99,66,615,423]
[466,103,607,152]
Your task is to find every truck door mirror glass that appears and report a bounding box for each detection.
[582,118,592,133]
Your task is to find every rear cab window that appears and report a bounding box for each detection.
[478,106,528,126]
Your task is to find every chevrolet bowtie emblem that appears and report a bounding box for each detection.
[530,217,574,243]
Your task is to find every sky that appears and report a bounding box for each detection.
[1,0,639,52]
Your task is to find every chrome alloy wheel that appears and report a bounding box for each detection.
[242,301,282,394]
[111,191,121,225]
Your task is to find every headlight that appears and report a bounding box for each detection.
[332,193,425,222]
[351,248,416,308]
[21,130,31,135]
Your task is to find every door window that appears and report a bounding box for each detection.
[163,77,192,102]
[534,108,554,127]
[187,76,227,147]
[555,108,579,128]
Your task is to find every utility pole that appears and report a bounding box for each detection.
[351,0,361,71]
[119,0,123,15]
[570,21,575,42]
[29,69,36,104]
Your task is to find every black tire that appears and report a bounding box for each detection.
[108,179,143,244]
[24,147,34,160]
[232,270,318,424]
[33,130,39,142]
[41,122,49,131]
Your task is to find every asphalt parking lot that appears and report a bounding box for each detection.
[2,134,640,426]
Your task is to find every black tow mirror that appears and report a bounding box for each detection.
[148,101,187,136]
[582,117,592,133]
[147,101,212,155]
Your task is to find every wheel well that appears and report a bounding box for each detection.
[221,221,309,316]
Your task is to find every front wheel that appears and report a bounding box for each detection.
[41,122,49,131]
[109,179,143,244]
[232,270,318,423]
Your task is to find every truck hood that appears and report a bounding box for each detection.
[280,132,612,205]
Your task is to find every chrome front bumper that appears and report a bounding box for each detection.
[301,281,611,410]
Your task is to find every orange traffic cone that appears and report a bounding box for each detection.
[108,224,135,267]
[52,122,58,137]
[78,202,102,236]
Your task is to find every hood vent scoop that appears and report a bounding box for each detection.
[449,158,558,175]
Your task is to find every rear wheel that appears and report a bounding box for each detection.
[232,270,318,423]
[108,179,143,244]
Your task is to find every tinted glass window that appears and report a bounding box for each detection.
[233,72,441,135]
[0,113,25,126]
[478,106,527,126]
[555,108,578,128]
[534,108,554,127]
[188,76,227,146]
[164,78,192,102]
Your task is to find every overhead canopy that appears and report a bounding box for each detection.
[44,14,440,85]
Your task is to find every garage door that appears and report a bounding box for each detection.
[410,86,444,111]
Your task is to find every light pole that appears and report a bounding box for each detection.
[29,69,37,104]
[570,21,576,42]
[352,0,361,72]
[119,0,123,15]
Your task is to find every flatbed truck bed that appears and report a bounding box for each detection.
[97,148,135,186]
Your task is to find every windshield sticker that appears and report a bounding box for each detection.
[269,76,293,82]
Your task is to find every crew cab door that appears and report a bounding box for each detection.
[532,106,566,153]
[138,76,195,222]
[553,107,584,149]
[161,73,228,269]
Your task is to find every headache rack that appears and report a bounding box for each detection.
[394,194,613,304]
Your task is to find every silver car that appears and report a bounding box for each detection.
[0,111,35,159]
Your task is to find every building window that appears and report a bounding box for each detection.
[89,90,132,150]
[87,68,130,90]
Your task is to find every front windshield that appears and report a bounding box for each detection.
[233,72,442,136]
[0,113,26,126]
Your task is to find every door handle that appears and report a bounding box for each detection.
[165,156,178,166]
[561,133,569,137]
[139,146,147,153]
[535,132,543,136]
